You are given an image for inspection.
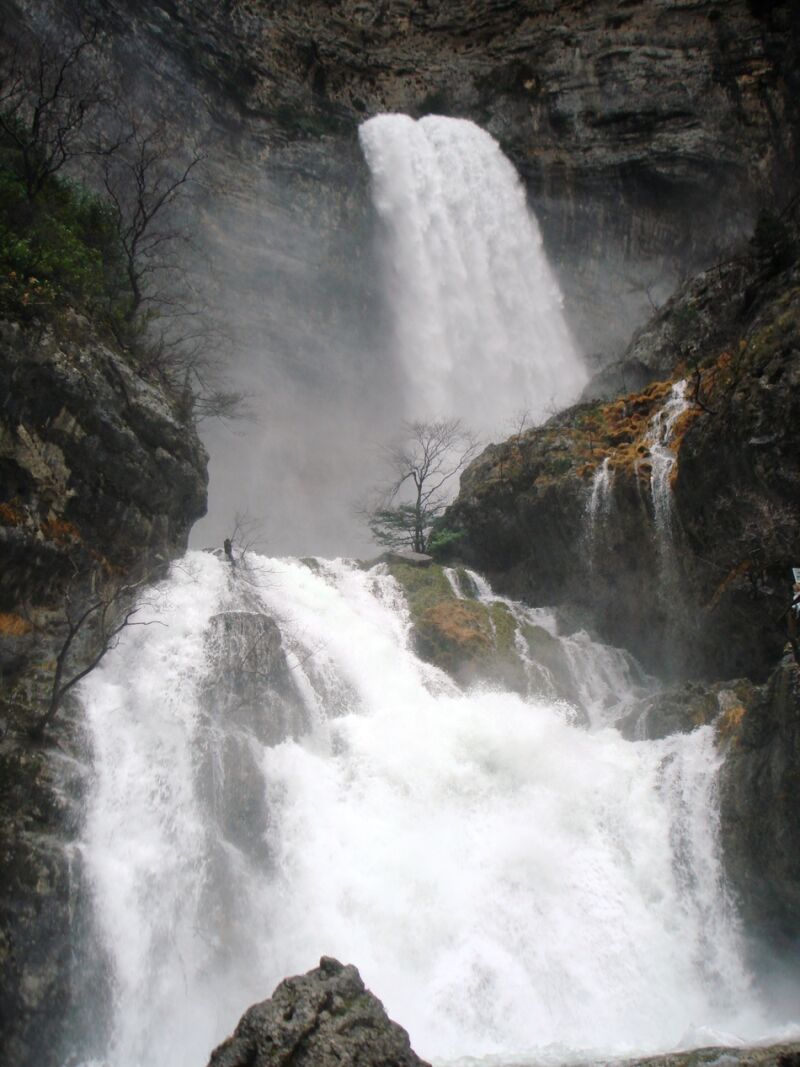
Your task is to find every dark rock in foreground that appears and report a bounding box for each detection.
[207,957,430,1067]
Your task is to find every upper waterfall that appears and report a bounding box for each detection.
[358,114,587,434]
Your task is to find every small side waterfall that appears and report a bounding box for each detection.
[585,456,615,564]
[74,551,789,1067]
[645,379,689,545]
[358,115,587,433]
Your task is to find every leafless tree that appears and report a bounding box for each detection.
[97,113,204,325]
[0,18,104,199]
[365,419,480,554]
[30,569,164,739]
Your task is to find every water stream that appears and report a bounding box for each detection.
[359,115,587,434]
[76,553,790,1067]
[645,380,690,547]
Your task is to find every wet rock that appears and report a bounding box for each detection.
[618,678,756,741]
[718,656,800,955]
[446,248,800,682]
[613,1041,800,1067]
[0,314,207,1067]
[72,0,800,356]
[206,957,429,1067]
[197,610,307,864]
[387,560,528,694]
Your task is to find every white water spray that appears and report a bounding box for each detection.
[76,552,793,1067]
[585,456,615,562]
[358,115,587,435]
[645,379,689,542]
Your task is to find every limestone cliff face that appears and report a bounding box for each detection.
[445,237,800,954]
[73,0,799,354]
[0,313,207,1067]
[446,241,800,684]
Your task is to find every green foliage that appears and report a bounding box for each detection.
[368,503,434,553]
[426,525,466,560]
[0,124,130,325]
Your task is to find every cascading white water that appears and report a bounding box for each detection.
[585,457,615,566]
[358,115,587,434]
[77,552,793,1067]
[645,379,689,542]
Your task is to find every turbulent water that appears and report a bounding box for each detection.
[77,552,792,1067]
[358,115,587,435]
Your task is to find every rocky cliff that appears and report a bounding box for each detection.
[447,232,800,683]
[1,0,799,1059]
[9,0,798,365]
[445,225,800,951]
[68,0,800,357]
[0,312,207,1067]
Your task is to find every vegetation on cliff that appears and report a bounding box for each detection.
[445,212,800,681]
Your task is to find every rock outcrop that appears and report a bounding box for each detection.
[386,560,590,716]
[0,313,207,1067]
[446,239,800,682]
[445,227,800,952]
[206,956,429,1067]
[14,0,798,362]
[718,655,800,957]
[619,1043,800,1067]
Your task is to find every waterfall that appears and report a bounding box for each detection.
[645,379,689,543]
[75,551,789,1067]
[358,115,587,435]
[585,457,615,563]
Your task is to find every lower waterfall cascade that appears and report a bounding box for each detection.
[76,552,799,1067]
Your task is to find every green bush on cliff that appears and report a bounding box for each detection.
[0,158,128,326]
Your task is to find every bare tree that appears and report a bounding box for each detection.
[365,419,480,554]
[97,113,204,326]
[30,569,163,739]
[0,18,104,199]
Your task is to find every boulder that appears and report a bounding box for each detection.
[206,957,429,1067]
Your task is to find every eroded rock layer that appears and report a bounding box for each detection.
[0,313,207,1067]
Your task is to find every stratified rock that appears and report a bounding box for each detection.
[446,246,800,682]
[618,678,756,741]
[0,314,207,1067]
[206,957,430,1067]
[0,315,207,611]
[718,656,800,956]
[611,1042,800,1067]
[70,0,799,355]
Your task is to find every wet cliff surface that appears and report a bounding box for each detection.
[0,1,799,1062]
[447,238,800,683]
[0,313,207,1067]
[14,0,799,359]
[140,0,799,352]
[446,230,800,952]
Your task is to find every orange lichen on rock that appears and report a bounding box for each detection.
[0,612,33,636]
[588,378,676,477]
[707,560,750,611]
[41,517,81,543]
[0,501,25,525]
[420,600,493,656]
[716,702,747,745]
